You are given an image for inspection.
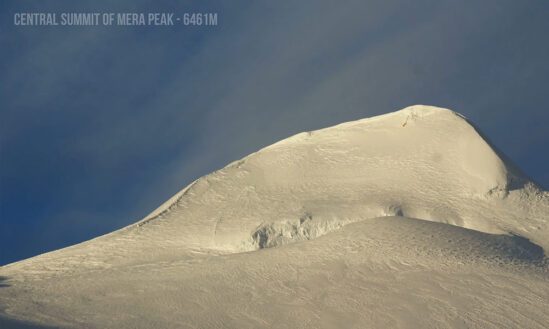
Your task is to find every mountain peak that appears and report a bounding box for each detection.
[4,106,547,278]
[128,105,545,254]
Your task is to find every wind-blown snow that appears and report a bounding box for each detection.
[1,105,548,328]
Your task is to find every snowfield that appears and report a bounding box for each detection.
[1,105,548,328]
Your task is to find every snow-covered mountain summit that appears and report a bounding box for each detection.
[131,105,546,253]
[1,105,548,329]
[4,105,549,271]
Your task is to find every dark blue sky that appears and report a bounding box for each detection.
[1,0,548,265]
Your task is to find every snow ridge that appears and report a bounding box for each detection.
[130,105,547,253]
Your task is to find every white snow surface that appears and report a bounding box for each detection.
[1,105,548,328]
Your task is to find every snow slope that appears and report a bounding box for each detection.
[1,105,548,328]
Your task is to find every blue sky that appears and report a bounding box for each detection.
[1,0,548,265]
